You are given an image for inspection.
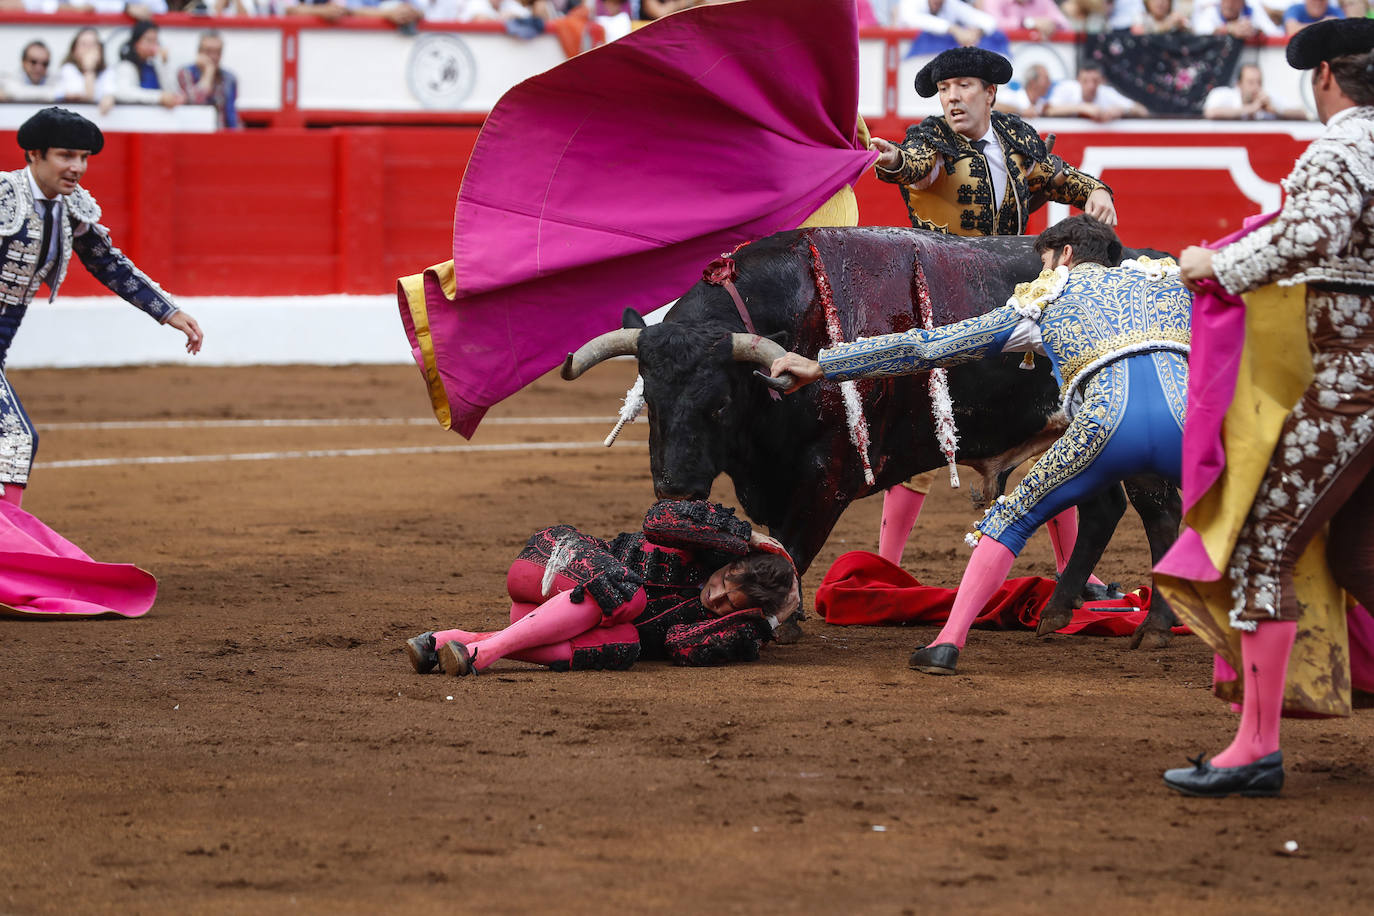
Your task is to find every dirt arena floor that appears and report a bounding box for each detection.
[1,361,1370,915]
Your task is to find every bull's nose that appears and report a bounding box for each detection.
[654,486,708,501]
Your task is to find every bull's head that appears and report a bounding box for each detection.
[562,314,791,501]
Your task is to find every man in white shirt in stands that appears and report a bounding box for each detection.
[896,0,1000,46]
[1203,63,1310,119]
[1194,0,1286,37]
[1045,63,1148,121]
[995,62,1054,118]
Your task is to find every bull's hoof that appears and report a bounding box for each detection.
[1130,626,1172,650]
[1035,607,1074,637]
[772,619,804,645]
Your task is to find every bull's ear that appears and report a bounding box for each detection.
[622,308,647,330]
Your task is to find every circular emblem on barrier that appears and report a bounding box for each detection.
[407,33,477,110]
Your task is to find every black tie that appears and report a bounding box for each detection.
[971,139,987,154]
[37,199,54,270]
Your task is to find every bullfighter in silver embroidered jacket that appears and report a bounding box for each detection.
[770,216,1190,676]
[0,107,202,502]
[1166,18,1374,799]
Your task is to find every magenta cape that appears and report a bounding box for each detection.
[397,0,878,437]
[0,501,157,618]
[1154,213,1277,581]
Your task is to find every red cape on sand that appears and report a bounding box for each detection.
[815,551,1185,637]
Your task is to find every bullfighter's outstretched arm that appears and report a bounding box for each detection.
[816,303,1030,381]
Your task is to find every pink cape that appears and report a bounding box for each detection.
[398,0,879,437]
[0,500,157,618]
[1154,212,1277,581]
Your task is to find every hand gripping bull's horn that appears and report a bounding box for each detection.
[561,328,642,380]
[730,333,795,393]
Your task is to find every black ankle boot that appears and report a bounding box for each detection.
[909,642,959,675]
[1163,751,1284,797]
[405,632,439,674]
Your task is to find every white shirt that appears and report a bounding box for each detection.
[1192,1,1284,35]
[972,125,1009,212]
[24,166,63,273]
[1047,79,1138,112]
[896,0,998,34]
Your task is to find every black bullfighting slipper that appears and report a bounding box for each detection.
[405,632,439,674]
[1162,751,1284,798]
[438,640,477,677]
[908,642,959,675]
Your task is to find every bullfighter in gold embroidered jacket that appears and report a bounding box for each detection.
[870,47,1116,236]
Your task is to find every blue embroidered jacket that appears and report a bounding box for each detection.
[819,260,1192,414]
[0,167,178,368]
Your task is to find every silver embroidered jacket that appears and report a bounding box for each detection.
[1214,106,1374,295]
[0,167,178,368]
[818,260,1192,414]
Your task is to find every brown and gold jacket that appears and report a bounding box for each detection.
[876,111,1110,236]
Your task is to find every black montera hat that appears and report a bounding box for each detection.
[913,47,1014,98]
[16,107,104,154]
[1287,17,1374,70]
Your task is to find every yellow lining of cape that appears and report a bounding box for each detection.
[398,259,458,431]
[1158,281,1354,717]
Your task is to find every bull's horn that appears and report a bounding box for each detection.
[730,333,795,393]
[562,328,642,380]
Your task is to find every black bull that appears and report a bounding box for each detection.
[564,227,1182,647]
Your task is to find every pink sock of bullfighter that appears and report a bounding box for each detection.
[878,484,925,564]
[930,536,1017,649]
[1044,509,1107,587]
[1,484,23,507]
[449,590,604,672]
[1210,621,1297,768]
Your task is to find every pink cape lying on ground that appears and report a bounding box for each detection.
[0,500,157,618]
[398,0,878,437]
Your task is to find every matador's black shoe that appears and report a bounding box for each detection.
[438,640,477,677]
[908,642,959,675]
[405,632,439,674]
[1162,751,1284,798]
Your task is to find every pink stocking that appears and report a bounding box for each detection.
[1044,509,1106,587]
[1,484,23,507]
[879,485,926,564]
[930,536,1017,649]
[453,590,603,672]
[1210,620,1297,767]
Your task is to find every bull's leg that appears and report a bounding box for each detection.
[1124,473,1183,650]
[1035,484,1127,637]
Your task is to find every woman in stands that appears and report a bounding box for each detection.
[113,21,183,109]
[404,500,802,675]
[58,28,116,115]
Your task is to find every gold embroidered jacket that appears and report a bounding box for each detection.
[876,112,1110,236]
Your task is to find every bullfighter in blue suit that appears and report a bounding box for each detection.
[0,107,202,507]
[771,215,1191,675]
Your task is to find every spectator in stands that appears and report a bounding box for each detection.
[1,40,58,103]
[1194,0,1285,36]
[1062,0,1110,29]
[895,0,1001,48]
[346,0,424,30]
[1132,0,1191,31]
[283,0,351,22]
[641,0,705,17]
[1284,0,1343,33]
[1203,61,1310,117]
[1046,62,1147,120]
[994,61,1053,116]
[1340,0,1372,17]
[425,0,523,20]
[985,0,1072,35]
[113,21,182,108]
[57,28,115,115]
[86,0,166,19]
[176,30,238,130]
[860,0,896,25]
